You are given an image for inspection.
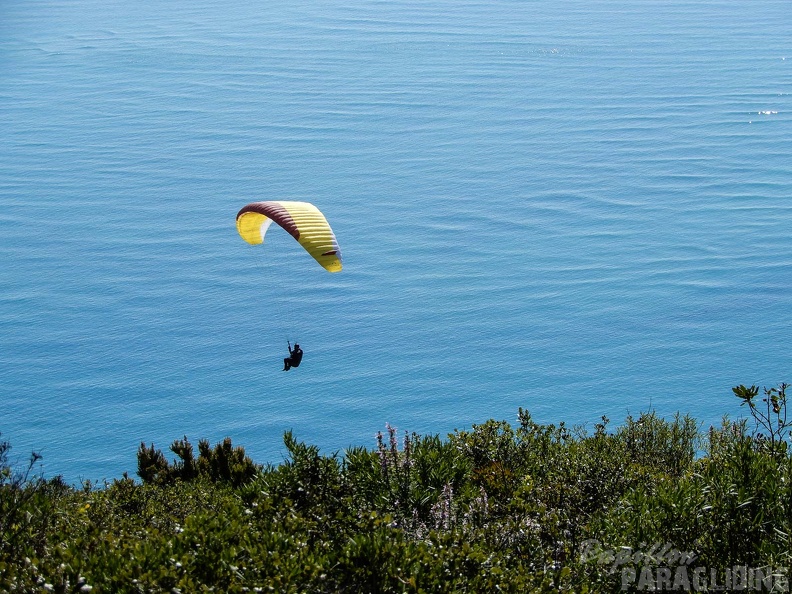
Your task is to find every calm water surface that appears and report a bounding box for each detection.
[1,0,791,482]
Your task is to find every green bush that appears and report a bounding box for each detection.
[137,436,258,487]
[3,383,792,592]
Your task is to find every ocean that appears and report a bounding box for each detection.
[1,0,790,483]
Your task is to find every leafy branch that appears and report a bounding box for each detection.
[733,383,790,453]
[0,433,44,554]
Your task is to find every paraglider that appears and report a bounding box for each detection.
[283,341,303,371]
[236,201,342,370]
[236,201,342,272]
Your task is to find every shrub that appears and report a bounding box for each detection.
[137,436,259,487]
[5,383,792,591]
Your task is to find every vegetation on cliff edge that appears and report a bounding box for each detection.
[1,384,791,592]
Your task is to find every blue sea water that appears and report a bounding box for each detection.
[1,0,790,483]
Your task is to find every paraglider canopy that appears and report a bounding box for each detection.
[236,201,342,272]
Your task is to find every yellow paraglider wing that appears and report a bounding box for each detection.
[236,201,343,272]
